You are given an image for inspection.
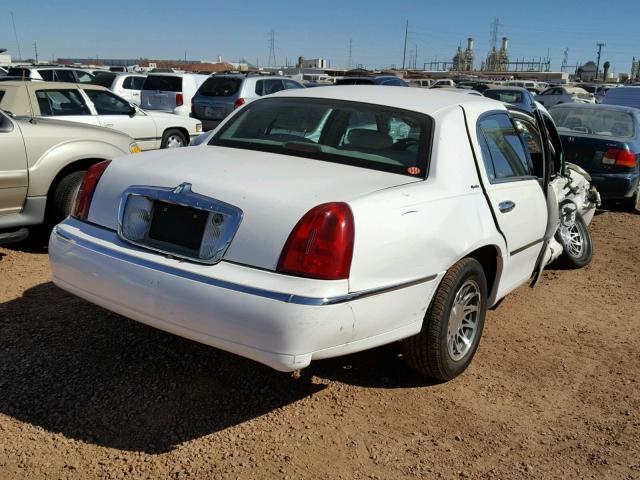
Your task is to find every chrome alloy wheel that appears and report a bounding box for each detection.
[165,134,184,148]
[447,279,482,361]
[558,221,584,258]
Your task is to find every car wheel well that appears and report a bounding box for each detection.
[465,245,500,300]
[47,159,105,201]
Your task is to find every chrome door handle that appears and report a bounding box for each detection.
[499,201,515,213]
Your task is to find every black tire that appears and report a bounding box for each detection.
[161,129,187,149]
[402,258,488,381]
[555,211,593,268]
[48,171,85,224]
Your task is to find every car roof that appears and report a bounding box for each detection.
[486,86,528,92]
[272,85,502,117]
[549,102,639,114]
[0,80,108,91]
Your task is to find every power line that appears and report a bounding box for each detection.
[402,20,408,70]
[10,11,22,60]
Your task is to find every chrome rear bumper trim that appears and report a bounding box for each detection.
[53,226,436,306]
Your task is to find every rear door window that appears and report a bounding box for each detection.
[477,114,533,181]
[199,77,241,96]
[38,70,54,81]
[53,70,77,83]
[132,77,146,90]
[35,89,91,116]
[75,71,94,83]
[262,79,285,95]
[7,68,31,78]
[92,72,116,87]
[283,79,304,90]
[143,75,182,92]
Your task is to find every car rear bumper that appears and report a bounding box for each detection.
[589,171,640,200]
[49,219,438,371]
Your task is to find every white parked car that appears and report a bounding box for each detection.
[49,87,598,381]
[536,86,595,108]
[140,73,207,117]
[430,79,456,88]
[0,81,202,149]
[92,71,147,105]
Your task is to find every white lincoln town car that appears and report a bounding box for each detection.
[49,87,598,381]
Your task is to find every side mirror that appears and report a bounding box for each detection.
[128,105,137,117]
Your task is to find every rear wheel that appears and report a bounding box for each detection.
[555,210,593,268]
[48,171,85,224]
[402,258,488,381]
[161,129,187,148]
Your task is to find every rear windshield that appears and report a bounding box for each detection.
[603,88,640,109]
[92,72,116,87]
[335,78,375,85]
[7,68,30,78]
[550,107,635,138]
[198,77,241,96]
[210,97,432,177]
[142,75,182,92]
[484,90,524,104]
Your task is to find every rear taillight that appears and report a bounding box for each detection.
[71,160,111,222]
[176,93,184,106]
[602,148,637,167]
[277,202,354,280]
[234,97,246,109]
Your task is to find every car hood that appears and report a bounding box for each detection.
[90,145,421,270]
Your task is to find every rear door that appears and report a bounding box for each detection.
[31,87,100,126]
[0,113,28,215]
[475,112,548,294]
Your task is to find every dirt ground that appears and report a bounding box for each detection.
[0,211,639,480]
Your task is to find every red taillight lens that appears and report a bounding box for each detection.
[71,160,111,222]
[277,202,354,280]
[234,97,246,108]
[603,148,637,167]
[176,92,184,106]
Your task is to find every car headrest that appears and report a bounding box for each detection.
[347,129,393,150]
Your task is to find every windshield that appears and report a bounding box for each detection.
[210,97,433,177]
[550,107,635,138]
[142,75,182,92]
[198,77,241,96]
[485,90,524,104]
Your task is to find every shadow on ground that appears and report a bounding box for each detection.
[0,282,430,454]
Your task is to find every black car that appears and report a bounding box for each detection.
[549,103,640,211]
[335,76,408,86]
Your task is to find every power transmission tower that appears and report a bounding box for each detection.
[595,42,605,81]
[268,29,277,67]
[402,20,408,70]
[33,41,38,63]
[489,17,501,51]
[561,48,568,72]
[10,11,23,60]
[348,38,353,69]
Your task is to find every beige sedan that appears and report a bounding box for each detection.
[0,81,202,150]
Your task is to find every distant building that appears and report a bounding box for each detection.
[483,37,509,72]
[452,38,474,72]
[579,61,597,82]
[297,57,329,69]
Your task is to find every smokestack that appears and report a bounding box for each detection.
[501,37,508,52]
[467,38,474,52]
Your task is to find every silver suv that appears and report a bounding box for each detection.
[191,74,304,130]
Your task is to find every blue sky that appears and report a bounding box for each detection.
[3,0,639,73]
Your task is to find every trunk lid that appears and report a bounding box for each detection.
[90,146,421,270]
[561,134,636,173]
